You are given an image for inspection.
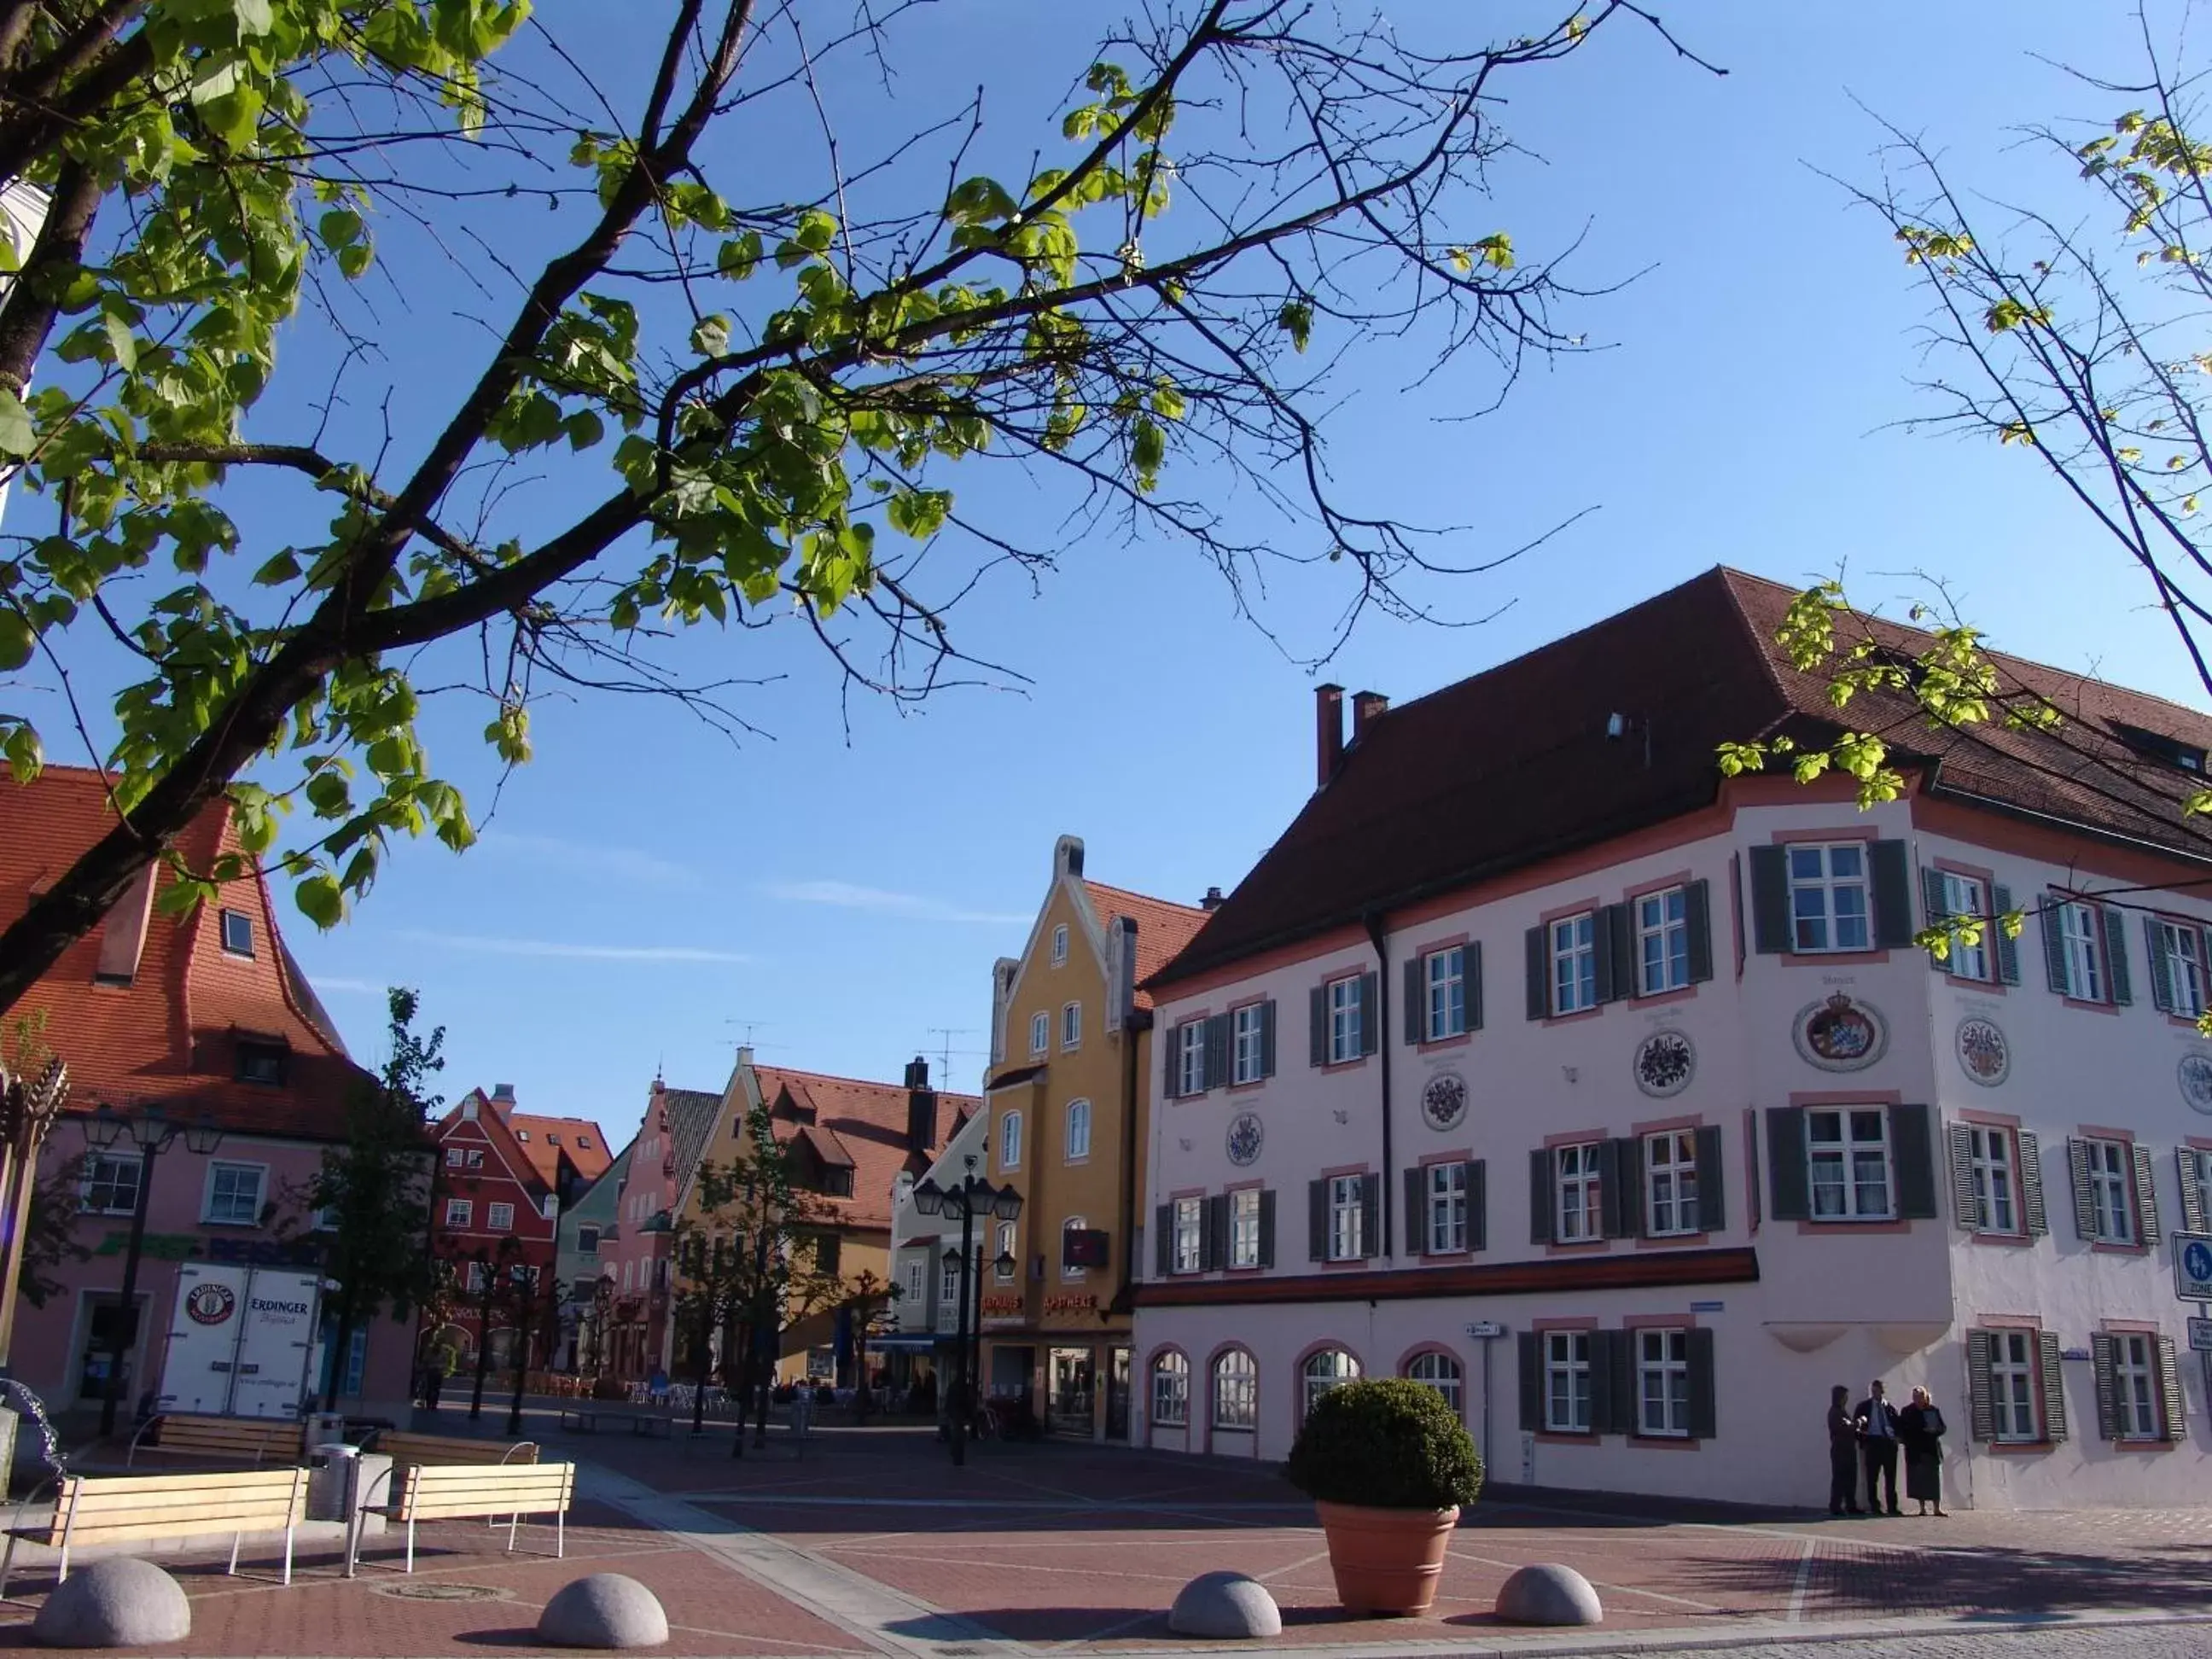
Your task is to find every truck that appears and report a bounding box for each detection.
[154,1262,328,1419]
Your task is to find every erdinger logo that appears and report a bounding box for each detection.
[248,1298,310,1317]
[184,1282,236,1325]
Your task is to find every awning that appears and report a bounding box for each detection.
[869,1333,950,1352]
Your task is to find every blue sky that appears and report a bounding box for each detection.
[15,3,2197,1144]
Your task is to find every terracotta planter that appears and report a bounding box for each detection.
[1313,1499,1460,1616]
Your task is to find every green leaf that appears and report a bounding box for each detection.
[294,873,345,929]
[690,313,731,357]
[232,0,275,35]
[101,313,137,373]
[1277,300,1313,353]
[319,208,363,249]
[0,388,34,457]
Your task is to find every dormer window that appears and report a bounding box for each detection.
[546,1133,561,1145]
[822,1167,855,1197]
[235,1039,288,1087]
[2114,720,2209,774]
[516,1130,531,1142]
[578,1136,592,1150]
[219,909,253,958]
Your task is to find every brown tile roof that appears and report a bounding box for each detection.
[1081,881,1209,1010]
[509,1112,614,1186]
[1152,567,2212,987]
[753,1064,981,1229]
[0,765,375,1139]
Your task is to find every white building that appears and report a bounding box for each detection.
[1132,567,2212,1511]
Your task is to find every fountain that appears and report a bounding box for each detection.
[0,1378,69,1498]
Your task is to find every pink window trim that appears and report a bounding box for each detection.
[1418,1148,1475,1167]
[1416,1033,1474,1055]
[1291,1337,1366,1374]
[1619,1311,1700,1330]
[1796,1219,1912,1237]
[1529,1314,1599,1331]
[2079,1124,2138,1143]
[1624,869,1695,904]
[1410,930,1470,958]
[1543,1128,1608,1150]
[1631,1112,1704,1138]
[1791,1088,1904,1108]
[1952,1106,2022,1128]
[1395,1342,1468,1377]
[1972,1313,2043,1329]
[1318,1162,1371,1181]
[1309,964,1367,992]
[1535,897,1604,928]
[2099,1318,2163,1335]
[1767,824,1882,846]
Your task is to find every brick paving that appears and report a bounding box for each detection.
[0,1410,2203,1653]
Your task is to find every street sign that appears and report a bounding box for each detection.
[2177,1231,2212,1301]
[1464,1320,1505,1339]
[2191,1318,2212,1353]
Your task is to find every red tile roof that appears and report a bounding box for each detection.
[753,1064,980,1229]
[509,1112,614,1187]
[1153,567,2212,987]
[1081,881,1209,1010]
[0,765,375,1138]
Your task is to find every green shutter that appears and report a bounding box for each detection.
[1947,1121,1978,1231]
[2092,1333,2119,1441]
[1525,925,1547,1020]
[1403,958,1425,1045]
[1588,1330,1619,1436]
[2039,1331,2068,1441]
[1517,1332,1542,1432]
[1154,1204,1172,1278]
[2104,908,2133,1004]
[1467,940,1484,1030]
[1687,1328,1716,1441]
[1871,840,1914,950]
[1965,1331,1995,1441]
[2069,1138,2098,1239]
[1405,1167,1426,1256]
[1694,1124,1724,1231]
[2161,1335,2187,1441]
[2020,1132,2048,1236]
[1748,845,1790,953]
[1993,883,2021,985]
[2147,916,2177,1013]
[1685,879,1714,983]
[1257,1188,1276,1268]
[1357,972,1378,1057]
[2133,1144,2163,1246]
[1920,865,1949,970]
[1529,1148,1553,1244]
[1204,1015,1230,1092]
[1161,1022,1179,1102]
[2040,893,2071,994]
[1359,1172,1380,1259]
[1307,1179,1328,1261]
[1766,1107,1809,1221]
[1259,999,1277,1077]
[1309,987,1329,1067]
[1597,904,1631,1002]
[1891,1103,1938,1220]
[1468,1159,1487,1252]
[2180,1149,2209,1236]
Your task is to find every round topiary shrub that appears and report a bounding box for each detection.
[1285,1378,1483,1511]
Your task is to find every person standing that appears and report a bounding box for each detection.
[1898,1385,1948,1516]
[1825,1384,1861,1516]
[1854,1378,1902,1516]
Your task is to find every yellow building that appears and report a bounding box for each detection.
[979,837,1208,1438]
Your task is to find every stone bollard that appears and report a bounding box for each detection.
[32,1558,191,1648]
[1495,1563,1603,1626]
[1168,1570,1282,1639]
[535,1574,669,1649]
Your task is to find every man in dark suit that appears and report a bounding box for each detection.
[1854,1378,1902,1516]
[1825,1384,1861,1515]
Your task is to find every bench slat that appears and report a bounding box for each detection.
[26,1471,305,1550]
[376,1434,537,1466]
[393,1464,573,1523]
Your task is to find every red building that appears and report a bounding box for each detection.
[423,1084,610,1372]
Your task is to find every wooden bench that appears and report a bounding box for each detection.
[0,1468,307,1595]
[369,1431,537,1469]
[349,1462,574,1576]
[125,1412,305,1469]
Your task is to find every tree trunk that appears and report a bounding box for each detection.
[728,1334,750,1459]
[691,1305,711,1435]
[321,1303,354,1412]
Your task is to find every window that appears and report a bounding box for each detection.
[1426,1162,1469,1254]
[468,1260,489,1292]
[813,1234,841,1275]
[994,1221,1016,1280]
[1176,1020,1207,1096]
[820,1167,854,1197]
[79,1153,143,1216]
[1550,913,1597,1015]
[1301,1348,1362,1419]
[1989,1330,2040,1442]
[1229,1188,1262,1269]
[1029,1012,1049,1056]
[577,1136,591,1150]
[1937,871,1991,981]
[1051,924,1068,966]
[578,1226,600,1254]
[235,1040,287,1086]
[1969,1126,2018,1235]
[1406,1350,1463,1414]
[1636,888,1690,995]
[1231,1004,1266,1084]
[1062,1001,1082,1050]
[1807,1109,1891,1220]
[1645,1130,1700,1236]
[1424,947,1466,1040]
[219,908,253,957]
[445,1198,473,1228]
[999,1110,1022,1171]
[940,1254,963,1307]
[1326,975,1363,1063]
[1065,1099,1091,1161]
[1151,1352,1189,1426]
[903,1259,923,1307]
[2160,921,2208,1016]
[1788,842,1871,952]
[2058,900,2106,1000]
[1545,1330,1592,1432]
[1328,1173,1365,1260]
[1173,1197,1202,1273]
[445,1148,465,1167]
[487,1202,515,1231]
[203,1162,264,1226]
[461,1097,478,1121]
[2087,1138,2134,1243]
[1555,1143,1603,1243]
[1212,1349,1256,1429]
[2112,1333,2161,1440]
[1062,1217,1087,1280]
[1637,1328,1691,1437]
[515,1130,530,1143]
[465,1149,484,1167]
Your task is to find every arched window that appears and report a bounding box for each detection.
[1052,924,1069,965]
[1062,1216,1088,1280]
[1065,1099,1091,1161]
[1405,1349,1464,1414]
[1301,1347,1362,1419]
[1212,1348,1257,1430]
[999,1109,1022,1170]
[1151,1351,1189,1427]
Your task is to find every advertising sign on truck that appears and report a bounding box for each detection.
[156,1262,326,1418]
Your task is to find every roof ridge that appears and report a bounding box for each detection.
[754,1061,981,1101]
[1083,877,1209,918]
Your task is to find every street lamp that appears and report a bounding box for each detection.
[910,1156,1022,1467]
[83,1103,223,1436]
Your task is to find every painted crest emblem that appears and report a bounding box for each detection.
[1955,1017,2009,1086]
[184,1282,236,1326]
[1633,1030,1695,1098]
[1792,992,1889,1073]
[1225,1113,1264,1167]
[1421,1073,1468,1132]
[2180,1053,2212,1115]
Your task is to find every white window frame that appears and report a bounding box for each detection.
[2059,899,2106,1001]
[467,1260,489,1293]
[939,1254,962,1307]
[1229,1187,1261,1269]
[1644,1129,1700,1237]
[992,1220,1015,1281]
[1301,1348,1362,1420]
[1550,913,1597,1015]
[1064,1098,1091,1162]
[1328,1173,1365,1261]
[1939,870,1992,981]
[1151,1352,1189,1427]
[1326,975,1363,1064]
[1062,1216,1087,1281]
[203,1161,265,1227]
[1424,947,1466,1041]
[445,1197,473,1229]
[1426,1162,1468,1254]
[1969,1126,2019,1235]
[1545,1330,1592,1433]
[1636,886,1690,995]
[1787,841,1871,953]
[1062,1001,1081,1050]
[1212,1349,1256,1430]
[79,1152,143,1217]
[1636,1327,1691,1438]
[998,1109,1023,1171]
[464,1149,484,1167]
[1051,924,1068,966]
[1406,1349,1463,1414]
[2113,1332,2161,1440]
[1173,1197,1202,1274]
[486,1202,515,1232]
[2087,1138,2134,1244]
[218,907,253,958]
[1029,1011,1049,1056]
[1989,1329,2040,1442]
[902,1259,924,1307]
[1176,1021,1208,1097]
[2162,920,2209,1017]
[1555,1143,1603,1242]
[1231,1004,1266,1085]
[445,1147,465,1167]
[1807,1109,1893,1221]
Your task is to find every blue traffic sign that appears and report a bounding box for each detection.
[2177,1232,2212,1301]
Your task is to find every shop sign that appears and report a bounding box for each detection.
[1044,1293,1097,1314]
[92,1231,323,1268]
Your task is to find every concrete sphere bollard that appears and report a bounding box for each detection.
[1494,1563,1603,1626]
[32,1558,191,1648]
[1168,1570,1283,1639]
[535,1574,669,1649]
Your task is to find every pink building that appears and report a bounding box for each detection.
[594,1079,721,1380]
[1136,568,2212,1511]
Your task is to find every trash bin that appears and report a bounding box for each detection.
[306,1443,360,1522]
[305,1412,348,1451]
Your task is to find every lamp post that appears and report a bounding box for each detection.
[910,1157,1021,1467]
[83,1103,222,1437]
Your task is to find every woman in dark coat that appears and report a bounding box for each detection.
[1898,1385,1947,1516]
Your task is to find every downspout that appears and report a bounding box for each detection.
[1364,911,1394,1260]
[1116,1010,1143,1310]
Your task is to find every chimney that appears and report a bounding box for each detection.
[905,1057,939,1154]
[491,1083,515,1110]
[1054,835,1085,880]
[1315,684,1345,788]
[1351,690,1388,744]
[1201,886,1225,911]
